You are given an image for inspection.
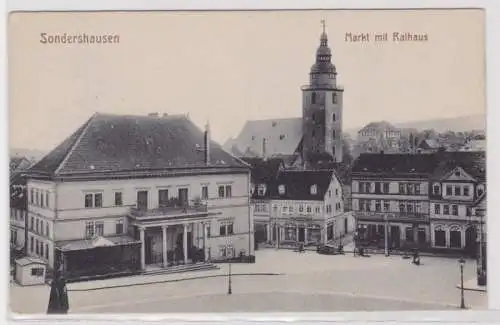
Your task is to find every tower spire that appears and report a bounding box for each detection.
[321,19,326,34]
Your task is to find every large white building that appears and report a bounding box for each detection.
[25,113,253,279]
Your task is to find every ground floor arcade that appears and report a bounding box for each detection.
[430,220,480,255]
[355,220,430,249]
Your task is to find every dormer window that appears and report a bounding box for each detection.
[433,183,441,195]
[257,184,266,196]
[454,171,461,177]
[278,185,286,195]
[310,184,318,195]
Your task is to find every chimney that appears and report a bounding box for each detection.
[262,138,267,159]
[148,112,159,117]
[204,122,211,165]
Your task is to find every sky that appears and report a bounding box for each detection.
[8,9,485,151]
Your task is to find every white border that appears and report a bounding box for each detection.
[2,0,500,324]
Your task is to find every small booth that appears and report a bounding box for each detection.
[15,257,47,286]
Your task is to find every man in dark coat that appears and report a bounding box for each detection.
[47,271,69,314]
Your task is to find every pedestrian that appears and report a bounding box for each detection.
[47,271,69,314]
[412,249,420,266]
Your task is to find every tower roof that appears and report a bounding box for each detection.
[310,20,336,75]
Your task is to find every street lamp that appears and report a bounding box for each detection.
[459,257,466,309]
[226,233,232,295]
[384,214,389,257]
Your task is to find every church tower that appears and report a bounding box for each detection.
[302,21,343,164]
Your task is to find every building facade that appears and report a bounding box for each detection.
[25,113,253,279]
[351,151,486,254]
[253,169,354,247]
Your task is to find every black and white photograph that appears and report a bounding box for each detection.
[7,7,489,315]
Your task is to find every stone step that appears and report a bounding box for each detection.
[144,263,218,276]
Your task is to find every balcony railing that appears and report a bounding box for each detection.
[354,210,429,222]
[130,201,208,219]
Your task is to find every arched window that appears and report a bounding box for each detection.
[332,130,336,138]
[332,93,337,104]
[332,113,336,122]
[311,92,317,104]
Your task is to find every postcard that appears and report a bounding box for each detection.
[8,8,487,316]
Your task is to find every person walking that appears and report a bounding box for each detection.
[47,270,69,314]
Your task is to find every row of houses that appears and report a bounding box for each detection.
[351,151,486,257]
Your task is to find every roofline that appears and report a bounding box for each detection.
[27,166,250,182]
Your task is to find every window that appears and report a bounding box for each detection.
[85,222,95,238]
[399,183,405,194]
[406,184,414,195]
[30,189,34,204]
[332,130,336,138]
[315,207,320,214]
[299,205,304,213]
[407,204,413,213]
[375,200,381,211]
[202,186,209,200]
[95,222,104,236]
[326,205,331,213]
[332,93,337,104]
[306,206,312,213]
[158,189,169,207]
[219,223,226,236]
[433,184,440,195]
[45,244,49,259]
[466,207,472,216]
[278,185,285,195]
[224,185,232,198]
[335,188,339,196]
[35,219,39,233]
[206,225,211,237]
[452,205,458,216]
[434,204,441,214]
[30,237,34,252]
[31,268,44,277]
[375,182,381,193]
[477,185,484,197]
[332,113,336,121]
[450,230,461,248]
[35,240,39,254]
[383,183,390,193]
[218,186,225,198]
[95,193,103,207]
[40,243,44,257]
[383,201,390,211]
[40,193,44,207]
[116,220,124,234]
[40,220,44,235]
[328,190,332,197]
[115,192,123,206]
[454,186,461,196]
[85,194,93,208]
[35,190,39,206]
[415,184,421,194]
[446,185,453,196]
[310,185,317,195]
[464,186,470,197]
[45,192,49,207]
[30,216,34,230]
[443,205,450,215]
[434,230,446,247]
[311,92,317,104]
[227,223,234,235]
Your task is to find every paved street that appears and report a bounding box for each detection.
[10,249,487,314]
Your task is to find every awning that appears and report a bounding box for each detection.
[56,235,141,252]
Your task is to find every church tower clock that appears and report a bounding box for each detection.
[302,21,343,164]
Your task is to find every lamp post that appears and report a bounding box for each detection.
[384,214,389,257]
[226,234,232,295]
[459,257,466,309]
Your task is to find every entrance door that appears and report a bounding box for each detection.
[418,229,426,245]
[465,226,478,256]
[145,236,153,264]
[298,227,305,242]
[137,191,148,211]
[390,226,401,248]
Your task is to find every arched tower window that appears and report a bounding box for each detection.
[332,93,337,104]
[332,113,336,122]
[332,130,336,138]
[311,92,317,104]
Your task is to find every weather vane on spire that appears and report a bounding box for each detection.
[321,19,326,33]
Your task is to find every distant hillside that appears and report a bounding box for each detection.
[345,114,486,139]
[10,148,46,161]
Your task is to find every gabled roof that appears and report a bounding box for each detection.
[418,139,441,150]
[242,157,284,184]
[266,170,335,201]
[29,113,248,178]
[432,151,486,182]
[352,153,437,176]
[229,117,302,158]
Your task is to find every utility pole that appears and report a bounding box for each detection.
[384,214,389,257]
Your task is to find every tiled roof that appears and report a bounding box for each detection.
[352,153,437,175]
[266,170,334,201]
[418,139,441,149]
[229,117,302,158]
[358,121,398,133]
[242,157,284,184]
[432,151,486,182]
[29,113,248,178]
[56,235,141,252]
[352,151,486,182]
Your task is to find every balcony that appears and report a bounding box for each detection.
[130,199,209,221]
[354,210,429,223]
